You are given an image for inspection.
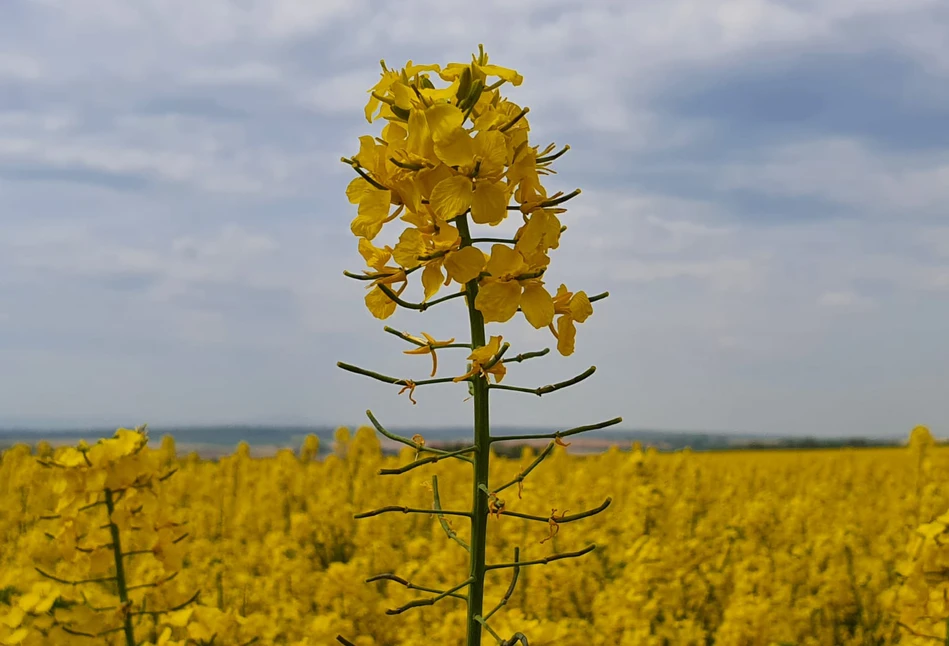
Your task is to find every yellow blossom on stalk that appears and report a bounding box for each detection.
[453,335,507,384]
[357,238,408,320]
[549,284,593,356]
[341,47,596,354]
[475,244,553,328]
[334,46,613,646]
[392,224,485,300]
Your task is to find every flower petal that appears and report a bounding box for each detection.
[392,228,425,269]
[445,246,486,284]
[484,244,527,278]
[350,189,392,240]
[471,181,508,225]
[556,315,577,356]
[430,175,473,221]
[365,286,397,320]
[475,280,521,323]
[569,291,594,323]
[520,283,554,329]
[421,263,444,301]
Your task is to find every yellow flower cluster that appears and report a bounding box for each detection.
[0,429,265,645]
[345,46,593,357]
[2,427,947,644]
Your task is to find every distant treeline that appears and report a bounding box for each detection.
[0,427,911,457]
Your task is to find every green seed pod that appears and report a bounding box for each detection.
[456,66,472,103]
[459,79,484,112]
[391,105,411,121]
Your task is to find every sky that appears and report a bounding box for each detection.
[1,0,948,438]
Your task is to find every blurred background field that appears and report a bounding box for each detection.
[2,426,946,644]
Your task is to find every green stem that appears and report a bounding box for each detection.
[458,214,490,646]
[104,488,136,646]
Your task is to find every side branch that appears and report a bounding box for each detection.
[483,547,520,622]
[378,284,466,312]
[354,505,472,520]
[491,442,555,496]
[366,410,474,463]
[491,417,623,443]
[379,445,477,475]
[385,577,475,615]
[589,291,609,303]
[337,362,458,388]
[366,573,468,601]
[488,366,596,396]
[35,568,116,586]
[481,342,511,372]
[433,476,470,552]
[498,498,612,524]
[485,545,596,571]
[384,326,470,349]
[502,348,549,364]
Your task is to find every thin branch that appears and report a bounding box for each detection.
[589,291,609,303]
[480,342,511,373]
[485,545,596,571]
[130,590,201,617]
[337,362,459,388]
[340,156,388,191]
[484,547,520,622]
[536,145,570,164]
[377,283,467,312]
[498,107,529,133]
[127,571,178,591]
[501,348,549,365]
[541,188,581,207]
[34,568,116,586]
[506,188,581,211]
[378,445,477,475]
[62,625,126,638]
[432,476,470,552]
[491,442,555,496]
[366,573,467,601]
[337,638,357,646]
[366,410,474,463]
[354,505,472,520]
[475,616,506,645]
[383,327,470,349]
[491,417,623,443]
[489,366,596,396]
[498,498,612,524]
[385,577,474,615]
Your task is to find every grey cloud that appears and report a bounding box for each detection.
[0,0,948,436]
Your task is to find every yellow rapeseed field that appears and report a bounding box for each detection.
[2,426,949,645]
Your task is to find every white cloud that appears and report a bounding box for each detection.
[1,0,949,434]
[716,138,949,216]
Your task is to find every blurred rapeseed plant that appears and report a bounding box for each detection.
[336,45,620,646]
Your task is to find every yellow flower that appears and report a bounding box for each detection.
[475,244,553,328]
[357,238,409,320]
[392,225,485,300]
[548,284,593,356]
[453,335,507,384]
[403,332,457,377]
[426,128,512,225]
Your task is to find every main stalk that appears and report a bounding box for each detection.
[458,215,490,646]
